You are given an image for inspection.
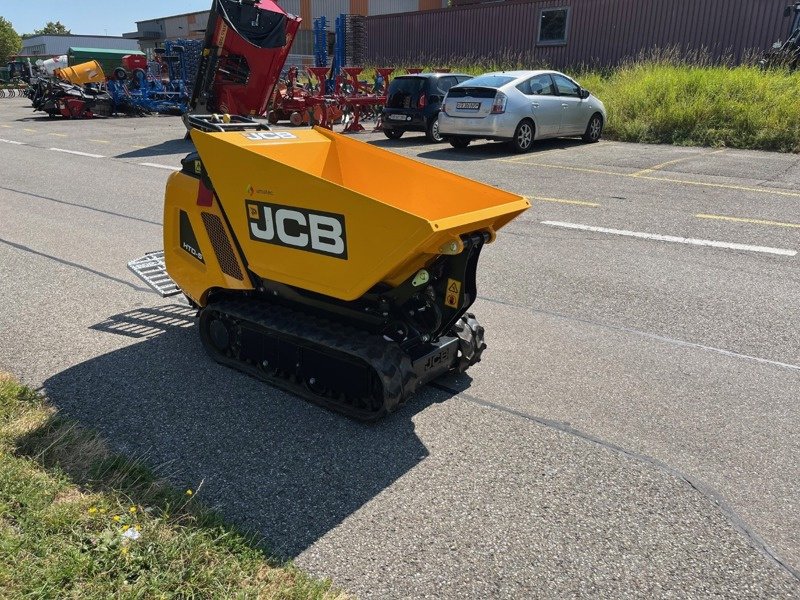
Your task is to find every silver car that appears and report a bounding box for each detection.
[438,70,607,153]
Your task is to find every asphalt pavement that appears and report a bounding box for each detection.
[0,98,798,598]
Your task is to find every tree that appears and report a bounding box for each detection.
[0,17,22,65]
[33,21,71,35]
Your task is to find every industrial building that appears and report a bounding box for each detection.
[278,0,448,55]
[123,1,447,60]
[19,35,139,57]
[124,11,210,52]
[366,0,794,67]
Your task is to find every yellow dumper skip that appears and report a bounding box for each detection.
[182,127,529,303]
[55,60,106,86]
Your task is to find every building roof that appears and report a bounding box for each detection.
[67,47,145,55]
[22,34,134,40]
[136,10,208,24]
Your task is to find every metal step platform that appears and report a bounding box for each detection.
[128,250,181,297]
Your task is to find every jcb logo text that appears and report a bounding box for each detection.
[246,201,347,259]
[242,131,297,141]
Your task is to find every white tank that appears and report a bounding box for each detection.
[39,55,68,75]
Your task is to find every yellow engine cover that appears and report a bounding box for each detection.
[181,127,528,302]
[163,171,253,306]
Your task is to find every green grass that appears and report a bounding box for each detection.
[576,62,800,152]
[0,373,345,600]
[366,55,800,153]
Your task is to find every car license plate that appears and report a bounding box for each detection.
[456,102,481,110]
[388,114,406,121]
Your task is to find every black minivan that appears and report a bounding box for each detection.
[382,73,472,142]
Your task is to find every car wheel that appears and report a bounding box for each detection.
[582,113,603,143]
[425,116,444,142]
[509,119,534,153]
[384,129,404,140]
[448,137,471,149]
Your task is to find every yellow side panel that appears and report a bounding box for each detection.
[163,172,253,307]
[191,129,529,302]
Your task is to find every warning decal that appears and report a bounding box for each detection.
[445,278,461,308]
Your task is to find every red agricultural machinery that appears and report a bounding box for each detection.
[269,66,396,132]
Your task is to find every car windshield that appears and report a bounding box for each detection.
[387,77,425,109]
[454,75,514,89]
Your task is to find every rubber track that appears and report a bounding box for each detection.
[201,298,417,421]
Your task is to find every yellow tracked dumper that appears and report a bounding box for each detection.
[130,122,528,420]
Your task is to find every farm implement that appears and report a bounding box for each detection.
[27,50,191,119]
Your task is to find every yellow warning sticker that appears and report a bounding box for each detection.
[248,204,259,219]
[445,278,461,308]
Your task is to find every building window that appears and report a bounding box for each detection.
[538,7,569,46]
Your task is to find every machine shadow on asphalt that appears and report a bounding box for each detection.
[114,138,194,159]
[366,135,435,147]
[42,305,457,558]
[390,137,587,162]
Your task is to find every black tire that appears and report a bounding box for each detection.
[114,67,127,81]
[508,119,534,153]
[383,129,404,140]
[425,116,444,142]
[582,113,603,143]
[448,136,471,149]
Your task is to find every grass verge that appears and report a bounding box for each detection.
[0,373,344,599]
[576,62,800,152]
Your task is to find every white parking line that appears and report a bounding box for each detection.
[541,221,797,257]
[0,138,25,145]
[49,148,105,158]
[139,162,180,171]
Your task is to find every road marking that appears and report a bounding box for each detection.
[0,138,25,145]
[0,124,12,128]
[630,156,699,177]
[696,213,800,229]
[49,148,105,158]
[23,128,37,133]
[630,149,725,177]
[503,153,544,163]
[502,160,800,199]
[533,196,600,207]
[637,174,800,198]
[541,221,797,256]
[139,162,180,171]
[50,133,68,137]
[500,160,629,176]
[88,139,110,144]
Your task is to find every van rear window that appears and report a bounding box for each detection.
[387,77,425,109]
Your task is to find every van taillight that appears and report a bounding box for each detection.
[418,93,427,108]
